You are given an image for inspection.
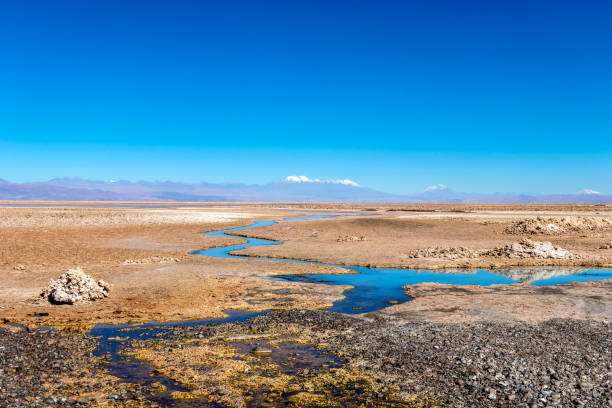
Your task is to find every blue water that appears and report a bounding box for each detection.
[88,310,266,405]
[90,310,266,353]
[272,267,519,313]
[198,220,282,258]
[197,214,337,259]
[194,214,612,313]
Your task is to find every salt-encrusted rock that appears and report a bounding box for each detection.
[41,268,110,304]
[406,239,577,260]
[484,238,576,260]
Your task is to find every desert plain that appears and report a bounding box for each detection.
[1,203,611,407]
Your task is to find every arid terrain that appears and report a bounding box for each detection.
[235,207,612,269]
[1,203,611,407]
[0,205,352,328]
[1,203,610,326]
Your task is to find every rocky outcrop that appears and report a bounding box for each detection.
[505,216,612,235]
[41,268,110,304]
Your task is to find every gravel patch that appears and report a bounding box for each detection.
[0,327,149,407]
[0,327,95,407]
[252,310,612,407]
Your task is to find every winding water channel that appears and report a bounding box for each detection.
[196,213,612,313]
[89,213,612,404]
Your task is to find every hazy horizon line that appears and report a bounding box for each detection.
[0,176,608,197]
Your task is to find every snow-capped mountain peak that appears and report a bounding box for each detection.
[424,184,448,192]
[283,175,359,187]
[578,188,602,195]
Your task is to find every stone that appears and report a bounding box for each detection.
[41,268,110,304]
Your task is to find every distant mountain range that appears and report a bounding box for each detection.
[0,177,611,203]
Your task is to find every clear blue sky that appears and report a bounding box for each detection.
[1,0,610,194]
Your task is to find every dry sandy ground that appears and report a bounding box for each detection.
[0,205,351,328]
[1,203,611,328]
[235,209,612,269]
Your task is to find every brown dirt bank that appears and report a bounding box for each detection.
[368,279,612,323]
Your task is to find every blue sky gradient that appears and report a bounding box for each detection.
[1,0,610,194]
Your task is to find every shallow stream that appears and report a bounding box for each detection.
[195,213,612,313]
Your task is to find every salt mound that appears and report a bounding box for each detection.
[41,268,110,304]
[406,239,577,260]
[505,216,612,235]
[483,238,577,260]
